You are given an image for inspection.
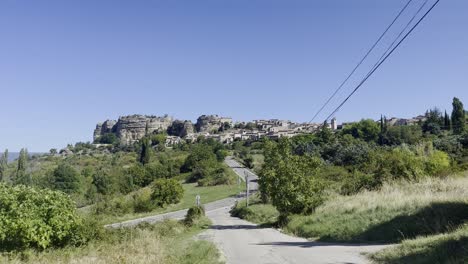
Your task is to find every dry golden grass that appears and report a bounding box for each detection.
[0,219,221,264]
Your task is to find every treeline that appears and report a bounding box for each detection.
[257,97,468,221]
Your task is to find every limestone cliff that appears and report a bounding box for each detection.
[94,115,173,145]
[196,115,233,133]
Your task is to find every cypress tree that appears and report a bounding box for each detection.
[139,138,151,165]
[0,149,8,182]
[16,148,31,185]
[451,97,466,134]
[444,110,451,130]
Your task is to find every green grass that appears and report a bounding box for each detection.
[100,182,244,224]
[370,224,468,264]
[230,176,468,245]
[230,195,279,225]
[284,176,468,243]
[0,218,222,264]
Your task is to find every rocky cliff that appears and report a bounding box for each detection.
[94,115,173,145]
[94,114,233,145]
[168,120,195,137]
[196,115,233,133]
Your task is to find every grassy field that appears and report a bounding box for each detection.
[0,218,222,264]
[100,181,244,224]
[285,176,468,243]
[370,224,468,264]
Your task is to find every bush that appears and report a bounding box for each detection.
[197,167,235,186]
[96,133,119,145]
[151,178,184,207]
[133,188,156,213]
[340,171,380,195]
[425,150,451,175]
[184,206,205,226]
[52,163,82,194]
[0,184,83,250]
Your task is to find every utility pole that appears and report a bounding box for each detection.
[244,171,249,207]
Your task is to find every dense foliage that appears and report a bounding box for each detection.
[0,184,83,250]
[151,178,184,207]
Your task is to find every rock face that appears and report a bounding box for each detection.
[93,120,117,140]
[168,120,194,137]
[94,115,173,145]
[196,115,233,133]
[94,114,233,145]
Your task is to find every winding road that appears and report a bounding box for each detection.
[108,157,388,263]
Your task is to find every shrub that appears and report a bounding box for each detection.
[151,178,184,207]
[133,188,156,213]
[340,171,380,195]
[425,150,451,175]
[184,206,205,226]
[52,163,81,194]
[0,184,83,250]
[197,167,235,186]
[96,133,119,145]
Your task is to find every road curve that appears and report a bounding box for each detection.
[106,157,251,228]
[200,206,388,264]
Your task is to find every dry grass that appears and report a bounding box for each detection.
[0,219,222,264]
[285,175,468,242]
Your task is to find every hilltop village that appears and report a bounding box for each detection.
[92,114,428,148]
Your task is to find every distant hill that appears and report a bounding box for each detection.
[6,152,45,163]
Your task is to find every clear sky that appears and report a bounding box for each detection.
[1,0,467,152]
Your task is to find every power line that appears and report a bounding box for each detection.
[368,0,430,79]
[309,0,414,123]
[324,0,441,123]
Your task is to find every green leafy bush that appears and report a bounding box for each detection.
[133,188,155,213]
[0,184,83,250]
[151,178,184,207]
[52,163,82,194]
[340,171,380,195]
[184,206,205,225]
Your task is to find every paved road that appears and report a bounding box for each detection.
[105,197,240,228]
[201,157,388,264]
[225,156,259,191]
[200,206,388,264]
[106,157,251,228]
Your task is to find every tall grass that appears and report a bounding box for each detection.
[370,224,468,264]
[285,176,468,242]
[0,218,222,264]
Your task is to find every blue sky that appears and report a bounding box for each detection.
[1,0,467,152]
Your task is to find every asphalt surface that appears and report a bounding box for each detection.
[200,206,388,264]
[201,157,389,264]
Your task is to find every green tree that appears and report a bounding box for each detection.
[444,110,451,130]
[150,178,184,207]
[49,148,58,155]
[139,138,151,165]
[422,108,444,135]
[92,170,115,195]
[259,139,325,221]
[342,119,380,142]
[451,97,466,134]
[52,164,81,194]
[96,133,119,144]
[0,149,8,182]
[0,184,83,249]
[16,148,31,185]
